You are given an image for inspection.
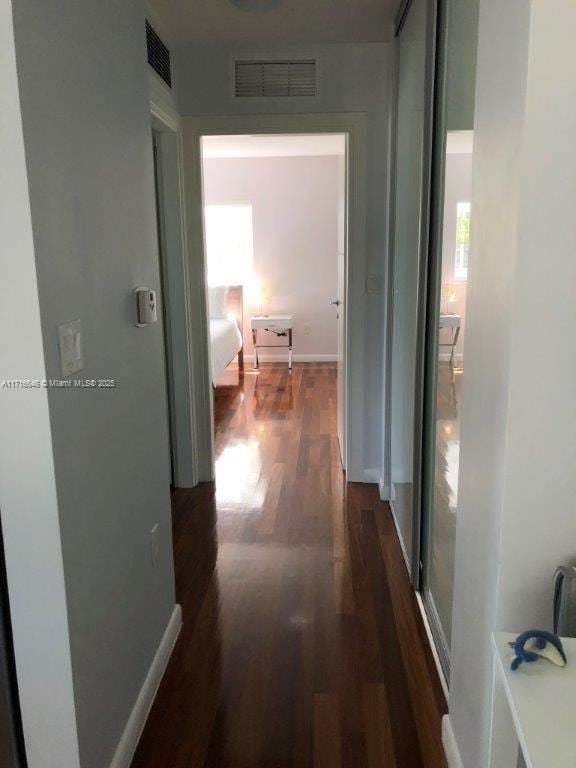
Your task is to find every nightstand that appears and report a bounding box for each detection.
[251,315,293,370]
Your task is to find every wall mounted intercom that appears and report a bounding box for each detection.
[135,287,157,327]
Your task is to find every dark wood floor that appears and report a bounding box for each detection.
[131,363,447,768]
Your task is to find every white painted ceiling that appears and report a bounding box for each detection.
[148,0,399,45]
[202,133,346,158]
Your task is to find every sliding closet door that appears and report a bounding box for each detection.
[389,0,436,579]
[420,0,480,676]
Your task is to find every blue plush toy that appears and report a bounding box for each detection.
[510,629,567,671]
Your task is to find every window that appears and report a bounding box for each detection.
[204,204,254,286]
[454,201,471,280]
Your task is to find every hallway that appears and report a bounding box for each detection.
[131,363,447,767]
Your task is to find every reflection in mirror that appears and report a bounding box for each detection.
[427,130,473,650]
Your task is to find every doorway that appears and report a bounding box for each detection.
[199,133,347,467]
[182,114,367,483]
[149,111,197,489]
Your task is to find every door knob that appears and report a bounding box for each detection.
[330,300,341,306]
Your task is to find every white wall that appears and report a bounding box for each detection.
[0,6,80,766]
[448,0,576,765]
[8,1,178,767]
[446,0,480,132]
[203,155,339,360]
[174,41,390,477]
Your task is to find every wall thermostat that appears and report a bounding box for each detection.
[135,286,158,327]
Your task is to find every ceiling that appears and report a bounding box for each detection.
[148,0,399,46]
[202,133,346,158]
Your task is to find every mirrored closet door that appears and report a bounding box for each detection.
[420,0,480,678]
[389,0,436,580]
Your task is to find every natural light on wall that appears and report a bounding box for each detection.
[204,204,254,286]
[454,201,471,280]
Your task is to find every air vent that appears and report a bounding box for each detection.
[235,59,316,98]
[146,20,171,88]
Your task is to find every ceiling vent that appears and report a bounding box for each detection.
[234,59,316,98]
[146,20,172,88]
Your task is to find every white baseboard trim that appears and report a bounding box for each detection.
[391,469,411,485]
[252,354,338,363]
[442,715,464,768]
[362,468,381,484]
[439,353,464,363]
[109,604,182,768]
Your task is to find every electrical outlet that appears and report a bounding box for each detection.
[303,325,311,335]
[150,524,159,566]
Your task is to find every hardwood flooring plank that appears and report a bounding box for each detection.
[363,683,397,768]
[130,363,447,768]
[314,693,342,768]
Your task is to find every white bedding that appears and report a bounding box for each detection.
[210,318,242,385]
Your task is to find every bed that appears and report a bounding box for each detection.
[208,285,244,385]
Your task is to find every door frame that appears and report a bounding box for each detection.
[181,113,367,482]
[149,95,198,488]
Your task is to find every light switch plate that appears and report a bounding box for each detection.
[58,319,83,376]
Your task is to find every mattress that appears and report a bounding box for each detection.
[209,318,242,385]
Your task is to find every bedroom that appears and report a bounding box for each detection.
[201,132,347,458]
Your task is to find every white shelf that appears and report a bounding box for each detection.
[492,632,576,768]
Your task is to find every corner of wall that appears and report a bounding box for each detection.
[378,478,391,501]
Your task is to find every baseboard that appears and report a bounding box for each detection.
[442,715,464,768]
[438,353,464,363]
[252,354,338,363]
[391,468,411,485]
[362,468,381,484]
[109,604,182,768]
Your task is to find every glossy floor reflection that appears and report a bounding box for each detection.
[132,363,447,768]
[428,362,462,649]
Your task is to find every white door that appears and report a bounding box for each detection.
[335,144,347,468]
